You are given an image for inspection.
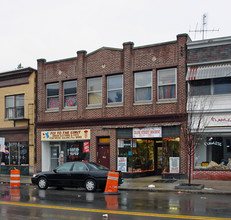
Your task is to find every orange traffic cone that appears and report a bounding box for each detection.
[104,170,120,195]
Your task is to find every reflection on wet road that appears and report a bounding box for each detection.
[0,184,231,220]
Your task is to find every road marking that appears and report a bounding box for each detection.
[0,201,229,220]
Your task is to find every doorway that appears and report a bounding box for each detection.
[50,145,60,170]
[97,137,110,168]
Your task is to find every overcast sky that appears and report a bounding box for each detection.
[0,0,230,72]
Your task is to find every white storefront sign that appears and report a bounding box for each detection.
[117,157,127,172]
[133,127,162,138]
[205,115,231,127]
[0,137,5,152]
[169,157,180,173]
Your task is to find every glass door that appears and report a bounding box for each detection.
[50,146,59,170]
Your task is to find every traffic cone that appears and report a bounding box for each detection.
[104,170,120,195]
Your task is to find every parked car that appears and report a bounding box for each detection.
[31,162,123,192]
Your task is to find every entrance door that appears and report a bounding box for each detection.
[154,139,163,175]
[97,145,110,168]
[50,146,59,171]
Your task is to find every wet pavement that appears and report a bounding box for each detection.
[1,174,231,194]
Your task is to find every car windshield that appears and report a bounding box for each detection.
[88,162,109,170]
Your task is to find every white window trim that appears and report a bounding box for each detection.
[87,77,102,107]
[63,80,77,109]
[46,83,59,110]
[134,71,153,103]
[157,68,177,101]
[107,74,123,105]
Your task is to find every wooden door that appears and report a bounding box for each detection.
[97,145,110,169]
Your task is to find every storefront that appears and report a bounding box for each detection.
[193,114,231,180]
[116,126,181,177]
[40,129,90,171]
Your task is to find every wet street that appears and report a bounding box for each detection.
[0,184,231,219]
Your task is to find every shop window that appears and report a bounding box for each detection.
[47,83,59,109]
[157,68,177,100]
[134,71,152,102]
[5,94,24,119]
[63,80,77,108]
[162,137,180,173]
[87,77,102,106]
[107,74,123,104]
[189,79,211,96]
[0,142,29,165]
[194,136,231,170]
[66,142,89,162]
[214,77,231,95]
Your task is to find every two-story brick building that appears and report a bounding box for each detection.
[187,36,231,180]
[0,67,36,175]
[36,34,190,178]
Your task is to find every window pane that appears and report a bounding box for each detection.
[20,142,29,165]
[135,87,151,101]
[64,81,77,95]
[6,96,14,108]
[158,69,176,85]
[214,77,231,94]
[135,71,152,87]
[108,75,122,90]
[108,90,122,103]
[88,92,102,105]
[88,78,101,92]
[47,83,59,96]
[190,79,211,96]
[64,95,77,107]
[159,85,176,99]
[16,95,24,107]
[47,97,59,108]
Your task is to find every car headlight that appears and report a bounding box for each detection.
[33,174,37,178]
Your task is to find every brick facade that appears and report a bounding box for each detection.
[36,34,189,176]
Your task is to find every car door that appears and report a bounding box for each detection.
[70,162,90,187]
[49,162,73,187]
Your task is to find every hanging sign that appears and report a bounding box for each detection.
[0,137,5,152]
[133,127,162,138]
[41,129,90,141]
[83,141,90,153]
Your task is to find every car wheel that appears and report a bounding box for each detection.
[38,177,48,190]
[85,179,97,192]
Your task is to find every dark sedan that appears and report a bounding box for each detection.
[31,162,123,192]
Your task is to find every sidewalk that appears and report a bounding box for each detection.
[1,174,231,194]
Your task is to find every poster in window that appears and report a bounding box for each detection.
[83,141,90,153]
[169,157,179,173]
[117,157,127,172]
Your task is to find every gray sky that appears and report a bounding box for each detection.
[0,0,230,72]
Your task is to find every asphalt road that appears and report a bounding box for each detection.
[0,184,231,220]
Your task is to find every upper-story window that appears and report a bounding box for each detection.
[47,83,59,109]
[158,68,177,100]
[87,77,102,106]
[107,74,123,104]
[134,71,152,102]
[63,80,77,108]
[189,77,231,96]
[5,94,24,119]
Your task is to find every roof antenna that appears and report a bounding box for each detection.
[189,13,219,40]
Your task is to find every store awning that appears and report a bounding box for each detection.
[186,64,231,80]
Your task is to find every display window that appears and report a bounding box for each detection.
[194,135,231,170]
[0,142,29,166]
[65,141,90,162]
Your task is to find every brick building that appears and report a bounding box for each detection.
[187,36,231,180]
[36,34,189,178]
[0,67,36,175]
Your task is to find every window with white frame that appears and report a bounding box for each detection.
[87,77,102,106]
[189,77,231,96]
[5,94,24,119]
[158,68,177,100]
[47,83,59,109]
[134,71,152,102]
[63,80,77,108]
[107,74,123,104]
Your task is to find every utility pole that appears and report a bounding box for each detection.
[189,13,219,40]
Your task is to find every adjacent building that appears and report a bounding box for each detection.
[0,67,36,175]
[187,36,231,180]
[36,34,190,178]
